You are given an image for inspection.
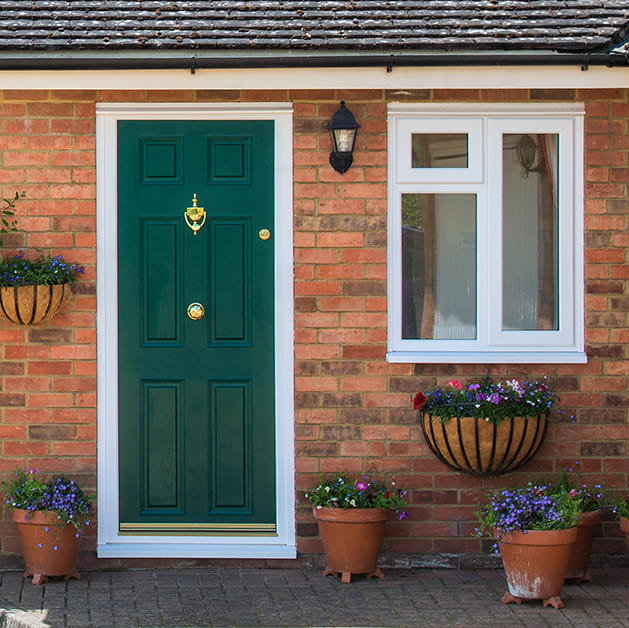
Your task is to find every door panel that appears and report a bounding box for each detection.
[117,120,276,534]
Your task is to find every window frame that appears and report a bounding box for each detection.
[387,103,586,364]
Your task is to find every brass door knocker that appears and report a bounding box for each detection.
[184,194,206,235]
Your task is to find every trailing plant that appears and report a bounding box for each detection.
[612,495,629,519]
[414,376,558,424]
[475,482,581,551]
[0,191,22,246]
[3,468,93,532]
[547,465,605,513]
[306,474,409,520]
[0,251,85,287]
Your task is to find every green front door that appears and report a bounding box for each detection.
[117,120,276,534]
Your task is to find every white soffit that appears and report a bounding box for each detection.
[0,65,626,90]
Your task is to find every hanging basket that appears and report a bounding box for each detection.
[420,413,548,476]
[0,283,69,325]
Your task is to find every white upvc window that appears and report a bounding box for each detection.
[387,103,586,364]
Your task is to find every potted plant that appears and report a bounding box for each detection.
[306,474,409,583]
[0,251,85,324]
[3,468,93,584]
[414,376,556,476]
[548,467,605,583]
[476,481,581,609]
[612,496,629,549]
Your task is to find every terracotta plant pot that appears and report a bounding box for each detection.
[12,509,81,585]
[0,283,69,325]
[420,413,547,476]
[498,527,577,609]
[313,506,386,583]
[565,510,601,582]
[620,517,629,549]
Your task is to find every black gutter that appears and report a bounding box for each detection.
[0,51,626,71]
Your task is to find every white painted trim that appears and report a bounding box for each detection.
[96,103,296,559]
[0,64,626,90]
[387,103,586,364]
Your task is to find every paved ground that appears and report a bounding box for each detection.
[0,567,628,628]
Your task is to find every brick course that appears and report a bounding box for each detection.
[0,87,626,566]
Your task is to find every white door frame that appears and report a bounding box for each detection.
[95,103,295,558]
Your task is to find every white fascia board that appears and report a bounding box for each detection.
[0,65,627,90]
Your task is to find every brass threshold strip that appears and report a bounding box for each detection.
[120,522,277,536]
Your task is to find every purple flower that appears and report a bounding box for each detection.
[489,393,501,404]
[355,481,367,491]
[398,510,410,520]
[468,384,480,391]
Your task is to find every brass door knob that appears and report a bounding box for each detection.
[258,228,271,241]
[187,303,205,320]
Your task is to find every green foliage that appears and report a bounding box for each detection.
[475,482,582,553]
[402,193,423,228]
[546,467,605,513]
[414,376,558,423]
[0,251,85,287]
[3,468,93,532]
[305,473,409,520]
[2,468,47,511]
[0,191,23,246]
[612,495,629,519]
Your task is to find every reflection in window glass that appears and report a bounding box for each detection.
[402,193,477,339]
[503,134,559,331]
[412,134,468,168]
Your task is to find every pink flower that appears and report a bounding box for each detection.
[447,380,463,390]
[355,481,368,491]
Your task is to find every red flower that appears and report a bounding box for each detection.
[447,379,463,390]
[413,391,427,410]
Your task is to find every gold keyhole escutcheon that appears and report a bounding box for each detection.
[187,303,205,320]
[258,228,271,241]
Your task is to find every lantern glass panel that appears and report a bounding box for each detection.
[333,128,356,153]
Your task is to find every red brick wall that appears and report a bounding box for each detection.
[292,87,629,564]
[0,87,626,566]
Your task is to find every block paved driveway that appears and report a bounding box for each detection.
[0,567,629,627]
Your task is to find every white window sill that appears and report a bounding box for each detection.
[386,350,588,364]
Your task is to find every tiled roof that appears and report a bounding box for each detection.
[0,1,626,53]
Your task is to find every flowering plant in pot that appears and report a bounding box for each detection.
[306,474,409,583]
[3,468,93,584]
[547,468,605,583]
[475,481,581,608]
[611,495,629,551]
[414,376,557,476]
[0,251,85,324]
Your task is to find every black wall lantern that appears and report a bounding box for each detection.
[328,101,360,174]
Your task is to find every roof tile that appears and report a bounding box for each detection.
[0,1,624,52]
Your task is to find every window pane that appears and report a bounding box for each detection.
[503,134,559,331]
[402,193,477,339]
[412,134,468,168]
